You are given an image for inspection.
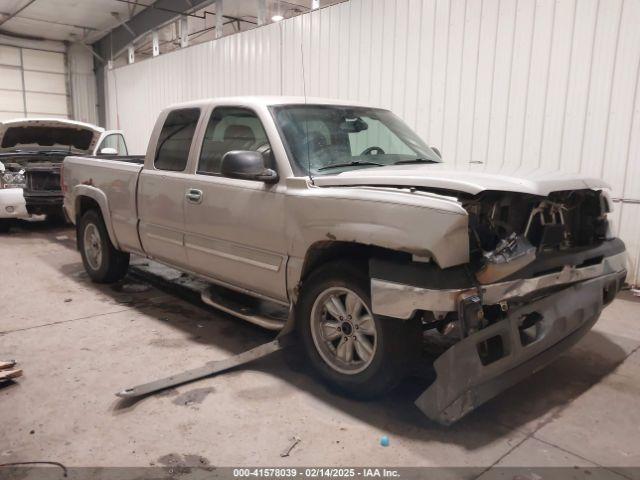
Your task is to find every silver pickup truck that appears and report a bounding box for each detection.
[63,96,627,424]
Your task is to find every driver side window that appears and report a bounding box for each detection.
[198,107,272,176]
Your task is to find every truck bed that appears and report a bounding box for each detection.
[63,155,145,254]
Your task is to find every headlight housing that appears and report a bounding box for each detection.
[1,172,26,189]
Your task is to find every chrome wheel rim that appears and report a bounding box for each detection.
[310,287,377,375]
[83,223,103,271]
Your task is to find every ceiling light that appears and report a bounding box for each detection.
[271,14,284,22]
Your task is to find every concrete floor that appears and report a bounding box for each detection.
[1,222,640,477]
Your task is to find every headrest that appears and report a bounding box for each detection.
[224,124,255,142]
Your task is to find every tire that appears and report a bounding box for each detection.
[78,209,130,283]
[297,260,422,399]
[0,219,11,233]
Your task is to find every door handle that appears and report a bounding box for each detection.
[185,188,203,204]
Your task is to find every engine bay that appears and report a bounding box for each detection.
[462,189,611,283]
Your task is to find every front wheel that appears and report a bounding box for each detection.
[79,209,130,283]
[297,261,421,398]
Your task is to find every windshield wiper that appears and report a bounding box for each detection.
[318,160,384,171]
[393,158,439,165]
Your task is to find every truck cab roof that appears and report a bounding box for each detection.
[163,96,376,112]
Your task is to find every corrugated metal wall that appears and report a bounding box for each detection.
[68,44,98,125]
[105,0,640,285]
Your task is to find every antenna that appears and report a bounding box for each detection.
[300,20,312,183]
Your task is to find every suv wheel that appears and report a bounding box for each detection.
[79,209,130,283]
[297,261,421,398]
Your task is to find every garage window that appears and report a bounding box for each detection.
[154,108,200,172]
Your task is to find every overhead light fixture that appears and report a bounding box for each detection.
[271,14,284,22]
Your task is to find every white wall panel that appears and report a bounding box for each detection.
[21,49,65,73]
[0,67,22,90]
[0,89,23,112]
[24,71,66,94]
[105,0,640,284]
[0,111,21,121]
[0,44,73,120]
[107,22,282,154]
[25,92,68,115]
[0,45,20,66]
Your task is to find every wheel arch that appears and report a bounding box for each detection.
[287,241,411,303]
[74,186,120,250]
[300,241,405,280]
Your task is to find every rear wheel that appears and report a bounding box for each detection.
[79,209,130,283]
[297,261,421,398]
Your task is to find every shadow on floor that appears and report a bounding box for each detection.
[26,228,631,449]
[1,218,77,248]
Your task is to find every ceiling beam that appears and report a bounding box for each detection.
[0,11,99,32]
[92,0,214,60]
[0,0,38,28]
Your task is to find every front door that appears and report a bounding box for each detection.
[138,107,201,268]
[183,106,288,302]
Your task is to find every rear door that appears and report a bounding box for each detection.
[183,106,288,302]
[138,108,201,268]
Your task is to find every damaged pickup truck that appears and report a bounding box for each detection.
[0,118,128,231]
[62,97,627,424]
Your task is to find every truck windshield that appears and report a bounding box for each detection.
[271,104,440,176]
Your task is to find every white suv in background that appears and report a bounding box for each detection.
[0,118,128,232]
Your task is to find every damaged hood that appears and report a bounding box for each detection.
[0,118,104,154]
[312,163,610,196]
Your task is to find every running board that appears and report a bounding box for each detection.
[200,286,287,331]
[116,333,295,398]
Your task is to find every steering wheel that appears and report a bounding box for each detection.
[361,146,385,156]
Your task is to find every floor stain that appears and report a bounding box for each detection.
[157,453,213,476]
[172,387,216,407]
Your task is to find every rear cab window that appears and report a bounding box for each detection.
[154,108,200,171]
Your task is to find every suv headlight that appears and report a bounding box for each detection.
[1,172,26,189]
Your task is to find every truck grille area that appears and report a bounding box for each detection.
[25,168,61,192]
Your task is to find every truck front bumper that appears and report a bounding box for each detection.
[415,270,626,425]
[370,249,627,425]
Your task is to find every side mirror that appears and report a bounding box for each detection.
[431,146,441,158]
[100,147,118,155]
[221,150,279,184]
